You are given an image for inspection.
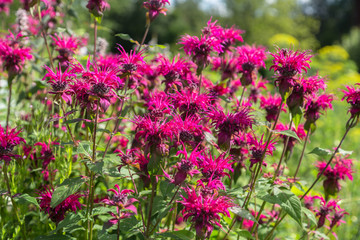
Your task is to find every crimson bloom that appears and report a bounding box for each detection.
[0,31,32,78]
[38,187,82,223]
[260,93,286,122]
[51,34,80,68]
[143,0,170,22]
[0,0,12,15]
[248,134,276,168]
[304,93,334,129]
[179,187,234,238]
[86,0,110,17]
[103,184,137,214]
[0,125,25,163]
[342,84,360,118]
[313,196,340,228]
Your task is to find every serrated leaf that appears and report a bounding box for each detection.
[301,207,317,227]
[160,180,176,199]
[273,129,301,142]
[229,207,257,223]
[57,212,84,231]
[92,206,117,216]
[259,187,302,226]
[308,147,331,158]
[156,230,195,240]
[76,141,92,159]
[87,161,104,175]
[290,106,302,128]
[50,177,85,208]
[119,215,141,233]
[15,194,39,208]
[35,234,73,240]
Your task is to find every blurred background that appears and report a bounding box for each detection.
[3,0,360,239]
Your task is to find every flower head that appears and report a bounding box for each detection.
[179,187,234,238]
[0,125,25,163]
[38,187,82,223]
[248,134,276,168]
[0,0,12,15]
[143,0,170,21]
[342,84,360,118]
[304,93,334,126]
[103,184,137,213]
[86,0,110,17]
[260,93,286,122]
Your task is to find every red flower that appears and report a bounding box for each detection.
[179,187,234,238]
[0,0,12,15]
[86,0,110,17]
[248,134,276,168]
[260,93,286,122]
[0,125,25,163]
[304,93,334,126]
[143,0,170,21]
[38,187,82,223]
[342,84,360,118]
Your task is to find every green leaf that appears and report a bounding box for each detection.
[160,180,176,199]
[64,118,84,124]
[338,148,353,156]
[57,212,84,231]
[229,207,257,223]
[272,129,301,142]
[87,161,104,175]
[235,230,255,239]
[259,187,302,226]
[92,206,117,216]
[219,95,231,103]
[301,207,317,227]
[308,147,331,158]
[35,234,73,240]
[204,131,217,144]
[115,33,133,41]
[50,177,85,208]
[119,215,141,233]
[76,141,92,159]
[15,194,39,208]
[156,230,195,240]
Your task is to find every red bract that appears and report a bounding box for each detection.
[173,89,212,118]
[38,187,82,223]
[342,84,360,118]
[86,0,109,17]
[179,34,223,68]
[260,93,286,122]
[143,0,170,21]
[0,125,25,163]
[0,31,32,78]
[179,187,234,238]
[270,48,312,77]
[316,154,353,197]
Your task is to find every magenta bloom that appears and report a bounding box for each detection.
[211,54,239,81]
[86,0,110,17]
[0,31,32,78]
[143,0,170,21]
[313,196,340,228]
[179,187,234,238]
[172,89,212,118]
[275,123,306,152]
[103,184,137,213]
[38,187,82,223]
[316,154,353,197]
[301,74,327,95]
[51,34,80,68]
[342,84,360,117]
[196,152,233,190]
[0,125,25,163]
[145,91,173,120]
[270,48,312,77]
[34,141,59,169]
[208,108,253,150]
[248,134,276,168]
[260,93,286,122]
[0,0,12,15]
[248,78,268,103]
[236,45,267,86]
[304,93,334,127]
[157,54,192,92]
[179,34,223,68]
[43,65,76,103]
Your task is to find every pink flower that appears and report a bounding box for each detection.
[313,196,340,228]
[143,0,170,21]
[211,53,239,81]
[316,154,353,197]
[304,93,334,126]
[236,45,267,86]
[260,93,286,122]
[301,74,327,95]
[43,65,76,103]
[34,140,59,169]
[103,184,137,213]
[38,187,82,223]
[342,84,360,117]
[248,134,276,168]
[51,34,80,68]
[0,31,32,78]
[179,187,234,238]
[179,34,223,68]
[86,0,110,17]
[270,48,312,77]
[172,89,212,118]
[145,91,173,120]
[248,78,268,103]
[0,0,13,15]
[0,125,25,163]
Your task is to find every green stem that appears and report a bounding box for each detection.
[145,177,157,237]
[38,0,54,70]
[293,129,310,181]
[3,164,27,239]
[93,19,97,61]
[138,23,151,52]
[239,86,246,106]
[61,101,78,147]
[6,81,12,129]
